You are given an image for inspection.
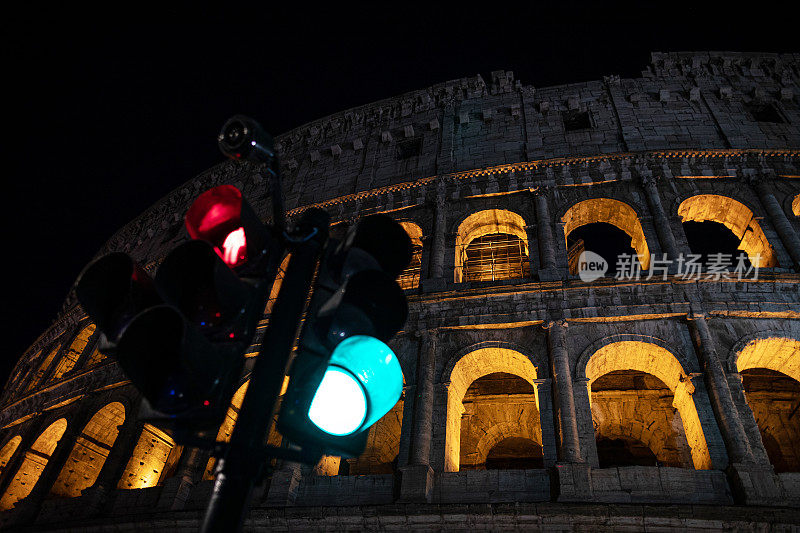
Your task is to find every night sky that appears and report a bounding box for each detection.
[2,4,796,385]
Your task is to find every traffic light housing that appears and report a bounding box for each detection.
[76,183,283,436]
[277,214,412,457]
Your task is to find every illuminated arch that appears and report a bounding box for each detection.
[203,380,284,479]
[735,336,800,472]
[454,210,529,283]
[397,221,423,290]
[444,347,539,472]
[50,324,96,382]
[0,436,22,475]
[678,194,777,268]
[583,341,711,469]
[117,424,179,489]
[792,194,800,218]
[473,422,541,467]
[736,336,800,383]
[50,402,125,497]
[25,344,61,393]
[561,198,651,270]
[0,419,68,510]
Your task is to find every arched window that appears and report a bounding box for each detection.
[117,424,180,489]
[737,337,800,472]
[678,195,777,268]
[485,437,543,470]
[584,341,710,469]
[397,222,423,290]
[0,419,68,510]
[203,381,283,479]
[50,402,125,497]
[0,436,22,476]
[24,345,61,393]
[444,347,542,472]
[50,324,96,382]
[561,198,651,275]
[455,210,531,283]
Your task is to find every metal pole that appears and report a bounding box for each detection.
[200,208,330,532]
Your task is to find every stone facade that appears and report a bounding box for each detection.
[1,51,800,530]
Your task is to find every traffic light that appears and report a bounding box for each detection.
[76,180,283,434]
[277,214,412,457]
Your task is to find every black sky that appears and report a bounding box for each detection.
[2,3,796,384]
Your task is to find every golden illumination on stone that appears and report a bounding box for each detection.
[0,419,68,510]
[444,347,539,472]
[585,341,712,469]
[0,436,21,476]
[50,402,125,498]
[561,198,651,270]
[398,221,423,290]
[50,324,96,382]
[792,193,800,218]
[678,194,777,268]
[117,424,177,489]
[455,210,530,283]
[25,345,61,393]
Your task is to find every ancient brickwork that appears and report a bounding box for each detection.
[1,52,800,530]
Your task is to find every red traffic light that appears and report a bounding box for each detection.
[185,185,251,268]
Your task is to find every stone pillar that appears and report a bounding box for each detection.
[752,178,800,271]
[400,330,436,502]
[533,188,560,280]
[545,320,592,501]
[640,174,680,261]
[688,313,782,505]
[532,379,558,468]
[427,180,447,283]
[545,320,582,463]
[157,446,204,510]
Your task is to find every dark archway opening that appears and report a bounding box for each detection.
[682,220,750,270]
[567,222,638,276]
[485,437,544,470]
[596,437,659,468]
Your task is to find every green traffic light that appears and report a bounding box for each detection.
[307,335,403,436]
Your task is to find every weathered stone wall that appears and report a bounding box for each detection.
[1,51,800,530]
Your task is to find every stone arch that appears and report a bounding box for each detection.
[734,334,800,383]
[474,421,542,467]
[581,340,712,469]
[0,436,22,476]
[560,198,651,270]
[678,194,777,268]
[443,346,540,472]
[50,323,96,382]
[398,221,423,290]
[575,333,699,380]
[204,379,284,479]
[0,418,68,510]
[24,343,62,393]
[49,402,125,497]
[117,423,180,489]
[733,333,800,472]
[442,340,547,383]
[454,209,530,283]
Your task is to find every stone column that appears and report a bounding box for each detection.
[640,174,680,261]
[532,379,558,468]
[751,178,800,271]
[533,188,560,280]
[688,312,782,505]
[427,180,447,283]
[545,320,592,501]
[545,320,582,463]
[400,330,436,502]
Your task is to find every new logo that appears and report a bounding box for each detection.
[578,251,608,282]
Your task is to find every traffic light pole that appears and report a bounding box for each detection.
[200,208,330,533]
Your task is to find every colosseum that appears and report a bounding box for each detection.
[2,51,800,531]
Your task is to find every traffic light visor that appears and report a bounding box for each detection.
[307,335,403,436]
[185,185,247,267]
